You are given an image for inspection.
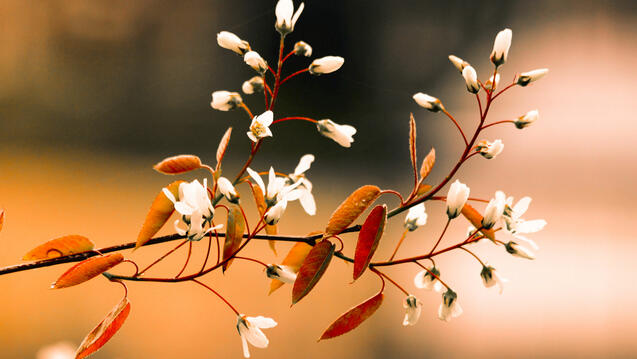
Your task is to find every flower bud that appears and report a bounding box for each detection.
[446,180,470,219]
[216,31,250,55]
[505,241,535,260]
[514,110,539,129]
[462,65,480,93]
[266,264,297,283]
[294,41,312,57]
[217,177,240,204]
[517,68,548,87]
[448,55,469,73]
[490,28,512,67]
[275,0,304,35]
[404,203,427,231]
[242,76,264,95]
[316,119,356,147]
[476,139,504,159]
[265,199,287,225]
[414,267,443,292]
[480,266,507,294]
[484,73,500,91]
[403,295,422,326]
[309,56,344,75]
[211,91,242,111]
[413,93,444,112]
[244,51,268,75]
[439,289,463,322]
[482,191,506,229]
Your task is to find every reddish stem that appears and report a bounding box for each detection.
[279,68,309,86]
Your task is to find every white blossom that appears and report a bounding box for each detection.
[404,203,427,231]
[309,56,344,75]
[242,76,264,95]
[294,41,312,56]
[490,28,512,67]
[266,264,297,283]
[236,315,277,358]
[480,266,508,294]
[448,55,469,73]
[414,267,443,292]
[247,110,274,142]
[316,119,356,147]
[402,295,422,326]
[211,91,242,111]
[163,179,221,241]
[244,51,268,74]
[264,198,288,225]
[505,241,535,260]
[286,154,316,216]
[514,110,539,129]
[438,289,463,322]
[217,177,239,203]
[477,139,504,159]
[517,68,548,87]
[462,65,480,93]
[413,93,444,112]
[217,31,250,55]
[482,191,506,229]
[446,180,470,219]
[275,0,304,35]
[503,196,546,250]
[484,73,501,91]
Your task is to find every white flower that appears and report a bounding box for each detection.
[414,267,443,292]
[247,167,283,205]
[309,56,344,75]
[275,0,304,35]
[446,180,470,219]
[462,65,480,94]
[316,119,356,147]
[480,266,508,294]
[404,203,427,231]
[402,295,422,326]
[413,93,444,112]
[482,191,506,229]
[242,76,264,95]
[285,154,316,216]
[211,91,242,111]
[514,110,539,129]
[247,110,274,142]
[266,264,297,283]
[477,139,504,159]
[294,41,312,57]
[36,341,75,359]
[217,177,239,203]
[484,73,501,91]
[244,51,268,74]
[438,289,463,322]
[490,28,512,67]
[264,198,288,225]
[505,241,535,260]
[503,196,546,250]
[217,31,250,55]
[236,315,277,358]
[448,55,469,73]
[517,68,548,87]
[163,179,219,241]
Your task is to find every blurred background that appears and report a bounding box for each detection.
[1,0,635,358]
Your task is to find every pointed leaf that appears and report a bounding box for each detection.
[292,240,335,305]
[215,127,233,171]
[415,183,432,197]
[269,238,316,294]
[153,155,202,175]
[0,208,4,233]
[461,204,496,241]
[135,181,183,249]
[222,205,246,272]
[75,297,131,359]
[325,185,381,236]
[419,148,436,181]
[353,205,387,280]
[248,182,278,254]
[409,113,417,174]
[23,235,95,261]
[319,293,384,340]
[52,253,124,289]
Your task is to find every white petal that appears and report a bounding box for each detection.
[174,219,187,236]
[247,131,258,142]
[162,188,177,204]
[299,190,317,215]
[294,154,315,176]
[291,2,304,27]
[246,167,266,194]
[516,219,547,234]
[244,327,269,348]
[513,197,532,217]
[249,316,278,329]
[241,333,251,358]
[174,202,195,216]
[513,234,539,250]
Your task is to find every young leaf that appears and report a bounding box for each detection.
[135,181,183,249]
[419,148,436,181]
[75,297,131,359]
[409,113,417,175]
[292,240,335,305]
[325,185,381,236]
[461,204,496,241]
[23,235,95,261]
[222,205,246,272]
[353,205,387,280]
[52,253,124,289]
[415,183,433,197]
[319,293,384,340]
[269,239,315,294]
[216,127,233,171]
[248,182,278,254]
[153,155,202,175]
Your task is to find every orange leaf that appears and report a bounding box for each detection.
[153,155,202,175]
[415,183,432,197]
[325,185,381,237]
[135,181,183,249]
[222,205,246,272]
[23,235,95,261]
[409,113,417,175]
[292,240,334,305]
[353,205,387,280]
[269,240,314,294]
[52,253,124,289]
[248,182,278,254]
[0,208,4,233]
[75,297,131,359]
[319,293,384,340]
[461,204,496,241]
[215,127,233,171]
[419,148,436,181]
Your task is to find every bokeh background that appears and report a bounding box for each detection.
[1,0,635,358]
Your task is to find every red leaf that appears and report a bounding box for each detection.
[409,113,417,175]
[0,208,4,233]
[324,185,381,236]
[222,205,246,272]
[319,293,384,340]
[269,241,314,294]
[353,205,387,280]
[153,155,202,175]
[23,235,95,261]
[215,127,233,171]
[75,297,131,359]
[135,181,183,249]
[292,240,335,305]
[52,254,124,289]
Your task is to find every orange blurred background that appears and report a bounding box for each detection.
[1,1,636,358]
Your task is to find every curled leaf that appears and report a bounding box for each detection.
[23,235,95,261]
[222,205,246,272]
[461,204,496,241]
[419,148,436,181]
[75,297,131,359]
[52,253,124,289]
[325,185,381,236]
[153,155,202,175]
[135,181,183,249]
[292,240,335,305]
[269,236,317,294]
[216,127,233,171]
[353,205,387,280]
[409,114,417,174]
[319,293,384,340]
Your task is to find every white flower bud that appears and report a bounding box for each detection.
[216,31,250,55]
[462,65,480,93]
[211,91,242,111]
[275,0,304,35]
[316,119,356,147]
[294,41,312,57]
[446,180,470,219]
[476,139,504,159]
[438,289,463,322]
[505,241,535,260]
[490,28,512,67]
[517,68,548,87]
[404,203,427,231]
[309,56,344,75]
[514,110,539,129]
[266,264,297,283]
[448,55,469,73]
[244,51,268,75]
[217,177,239,204]
[413,93,444,112]
[242,76,264,95]
[484,73,501,91]
[482,191,506,229]
[480,266,508,294]
[265,199,287,225]
[402,295,422,326]
[414,267,443,292]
